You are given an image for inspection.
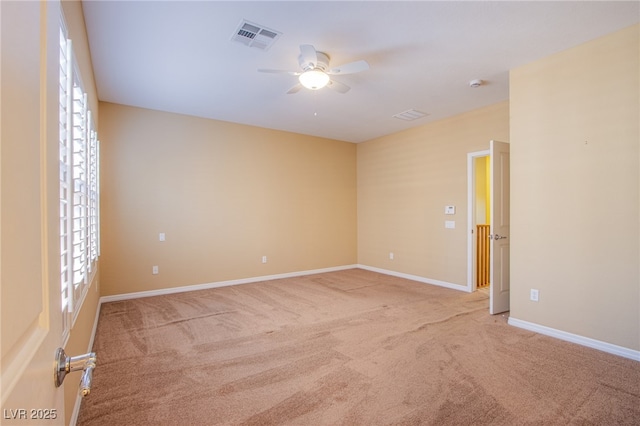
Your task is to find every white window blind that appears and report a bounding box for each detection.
[71,82,88,297]
[59,19,100,340]
[88,114,100,266]
[59,27,72,341]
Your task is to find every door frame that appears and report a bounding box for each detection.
[466,149,490,293]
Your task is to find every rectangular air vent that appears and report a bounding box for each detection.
[393,109,429,121]
[231,20,281,51]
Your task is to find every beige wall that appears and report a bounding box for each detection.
[357,102,510,286]
[99,103,357,296]
[510,25,639,350]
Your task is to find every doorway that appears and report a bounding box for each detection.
[467,150,490,293]
[467,142,511,315]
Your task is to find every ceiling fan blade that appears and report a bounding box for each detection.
[286,84,303,94]
[258,68,299,75]
[299,44,318,69]
[327,79,350,94]
[328,60,370,75]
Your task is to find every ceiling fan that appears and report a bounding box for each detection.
[258,44,369,94]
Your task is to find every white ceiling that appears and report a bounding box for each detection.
[82,1,639,143]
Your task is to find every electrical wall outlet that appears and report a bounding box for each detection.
[262,256,267,264]
[159,232,166,241]
[530,289,539,302]
[389,252,394,260]
[152,265,159,275]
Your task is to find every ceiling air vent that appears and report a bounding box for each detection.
[231,20,281,51]
[393,109,429,121]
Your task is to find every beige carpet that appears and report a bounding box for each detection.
[78,269,640,425]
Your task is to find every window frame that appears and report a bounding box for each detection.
[59,17,100,344]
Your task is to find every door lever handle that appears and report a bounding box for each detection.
[54,347,96,397]
[490,234,508,240]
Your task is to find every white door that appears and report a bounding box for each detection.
[489,140,510,314]
[1,1,66,423]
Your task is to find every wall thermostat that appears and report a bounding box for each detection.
[445,206,455,215]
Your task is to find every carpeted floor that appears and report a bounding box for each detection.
[78,269,640,425]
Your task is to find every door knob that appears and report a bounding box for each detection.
[54,348,96,397]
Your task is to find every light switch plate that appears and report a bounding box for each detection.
[445,206,455,215]
[445,220,455,229]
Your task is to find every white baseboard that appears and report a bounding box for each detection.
[508,317,640,362]
[361,268,640,361]
[99,264,359,303]
[356,264,470,292]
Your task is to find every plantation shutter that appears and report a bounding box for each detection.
[59,19,101,339]
[59,30,73,339]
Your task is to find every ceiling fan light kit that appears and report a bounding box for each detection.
[299,70,330,90]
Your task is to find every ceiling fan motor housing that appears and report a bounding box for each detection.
[299,51,330,71]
